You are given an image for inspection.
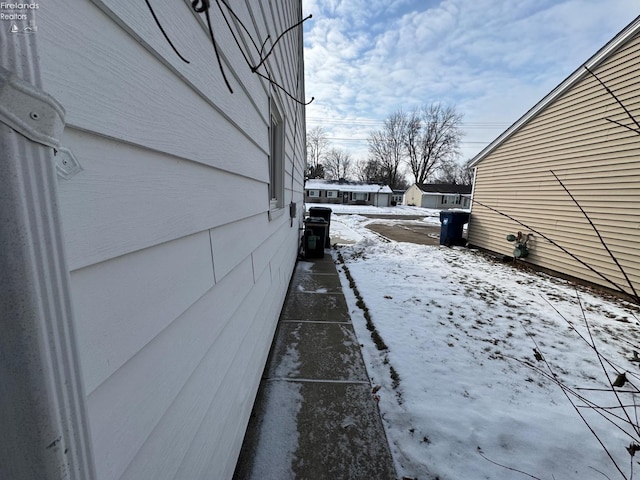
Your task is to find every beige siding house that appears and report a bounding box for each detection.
[468,16,640,300]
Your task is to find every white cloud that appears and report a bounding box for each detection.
[302,0,638,163]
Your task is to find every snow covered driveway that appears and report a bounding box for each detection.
[331,212,640,480]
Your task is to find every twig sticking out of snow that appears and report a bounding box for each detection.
[477,447,543,480]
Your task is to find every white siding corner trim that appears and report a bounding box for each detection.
[0,26,96,480]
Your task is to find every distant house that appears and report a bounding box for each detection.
[305,179,393,206]
[391,189,406,205]
[468,16,640,299]
[2,2,306,480]
[404,183,472,209]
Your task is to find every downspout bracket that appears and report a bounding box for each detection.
[0,65,65,148]
[54,147,83,179]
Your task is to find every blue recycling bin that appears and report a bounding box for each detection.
[439,211,470,246]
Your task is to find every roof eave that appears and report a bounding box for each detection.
[469,15,640,168]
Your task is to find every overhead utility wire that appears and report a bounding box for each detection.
[307,120,510,130]
[307,116,511,128]
[323,136,490,145]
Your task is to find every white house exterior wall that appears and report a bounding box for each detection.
[305,181,392,206]
[372,193,391,207]
[468,27,640,297]
[37,1,306,479]
[404,184,424,206]
[421,195,439,209]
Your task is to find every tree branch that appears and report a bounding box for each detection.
[477,449,543,479]
[550,171,639,302]
[585,65,640,132]
[472,199,632,298]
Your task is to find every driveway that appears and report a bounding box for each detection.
[328,212,445,246]
[365,222,442,245]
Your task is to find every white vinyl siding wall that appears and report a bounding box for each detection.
[404,184,423,206]
[38,1,306,479]
[469,31,640,297]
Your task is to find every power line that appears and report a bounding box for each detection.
[307,117,510,128]
[325,136,490,145]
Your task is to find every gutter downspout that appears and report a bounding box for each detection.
[0,20,96,480]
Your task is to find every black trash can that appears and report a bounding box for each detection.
[308,206,332,247]
[439,211,470,246]
[304,217,328,259]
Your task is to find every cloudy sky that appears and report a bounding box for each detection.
[301,0,639,165]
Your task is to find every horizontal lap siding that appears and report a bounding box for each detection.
[172,235,298,480]
[41,1,305,479]
[469,33,640,297]
[70,231,216,394]
[58,128,268,270]
[86,258,257,480]
[404,184,423,206]
[39,1,267,181]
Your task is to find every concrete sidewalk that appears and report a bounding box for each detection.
[234,254,396,480]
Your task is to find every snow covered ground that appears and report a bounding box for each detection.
[307,203,445,245]
[305,202,469,219]
[330,211,640,480]
[307,202,435,216]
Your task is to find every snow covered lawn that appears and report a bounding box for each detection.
[307,203,436,216]
[331,212,640,480]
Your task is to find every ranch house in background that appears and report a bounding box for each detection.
[392,189,406,205]
[468,15,640,299]
[404,183,472,209]
[1,1,307,480]
[305,179,393,207]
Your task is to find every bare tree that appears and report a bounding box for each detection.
[324,148,353,180]
[406,104,463,185]
[403,109,422,179]
[368,110,408,189]
[434,158,474,185]
[433,159,461,184]
[306,126,329,178]
[355,157,385,184]
[459,159,475,185]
